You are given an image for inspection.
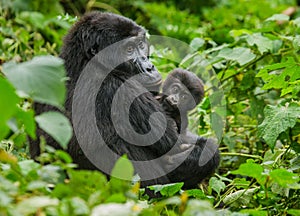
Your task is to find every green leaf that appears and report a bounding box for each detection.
[190,37,205,51]
[270,169,300,188]
[258,103,300,149]
[148,182,184,197]
[218,47,256,66]
[53,170,107,200]
[265,14,290,22]
[110,155,134,181]
[288,209,300,216]
[185,189,206,199]
[2,55,66,109]
[231,160,266,185]
[15,108,36,139]
[240,209,268,216]
[209,177,225,195]
[16,196,59,215]
[0,76,20,139]
[35,111,72,149]
[183,200,215,216]
[211,112,224,141]
[18,160,40,177]
[65,197,89,215]
[256,58,300,95]
[223,188,258,207]
[246,33,273,54]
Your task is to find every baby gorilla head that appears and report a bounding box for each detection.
[158,68,204,134]
[162,68,204,113]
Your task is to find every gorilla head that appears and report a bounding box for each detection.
[162,68,204,113]
[60,12,162,92]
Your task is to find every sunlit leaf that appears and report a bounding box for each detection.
[246,33,273,54]
[0,76,19,139]
[270,169,300,188]
[3,55,66,109]
[35,111,72,149]
[258,103,300,149]
[265,14,289,22]
[209,177,225,195]
[148,182,184,197]
[231,160,266,185]
[218,47,256,66]
[110,155,134,181]
[16,196,59,215]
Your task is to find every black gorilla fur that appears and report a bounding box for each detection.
[158,68,220,188]
[30,12,219,189]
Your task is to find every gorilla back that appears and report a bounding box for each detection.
[30,12,219,188]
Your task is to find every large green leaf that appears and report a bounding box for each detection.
[270,169,300,189]
[246,33,273,54]
[256,58,300,95]
[35,111,72,149]
[258,103,300,150]
[147,182,184,197]
[218,47,256,66]
[2,55,66,109]
[0,76,20,140]
[231,159,266,185]
[110,155,134,181]
[209,177,225,196]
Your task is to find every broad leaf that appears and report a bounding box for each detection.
[148,182,184,197]
[258,103,300,150]
[15,108,36,139]
[209,177,225,195]
[35,111,72,149]
[270,169,300,188]
[0,76,19,140]
[190,37,205,51]
[246,33,273,54]
[110,155,134,181]
[218,47,256,66]
[231,160,266,185]
[223,188,257,207]
[3,55,66,109]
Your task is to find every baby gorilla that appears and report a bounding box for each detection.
[158,68,220,188]
[160,68,204,135]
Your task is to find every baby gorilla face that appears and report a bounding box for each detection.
[163,80,196,112]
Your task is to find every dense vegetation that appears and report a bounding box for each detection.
[0,0,299,215]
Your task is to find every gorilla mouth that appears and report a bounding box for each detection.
[143,78,162,88]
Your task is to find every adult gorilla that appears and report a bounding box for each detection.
[30,12,219,188]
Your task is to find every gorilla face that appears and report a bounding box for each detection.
[119,32,162,91]
[163,80,196,112]
[162,68,204,112]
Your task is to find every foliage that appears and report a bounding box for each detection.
[0,0,299,215]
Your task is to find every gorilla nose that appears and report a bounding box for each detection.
[146,64,154,72]
[169,95,178,105]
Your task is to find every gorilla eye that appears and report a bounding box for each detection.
[172,86,179,94]
[127,45,134,54]
[138,41,145,49]
[181,94,188,100]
